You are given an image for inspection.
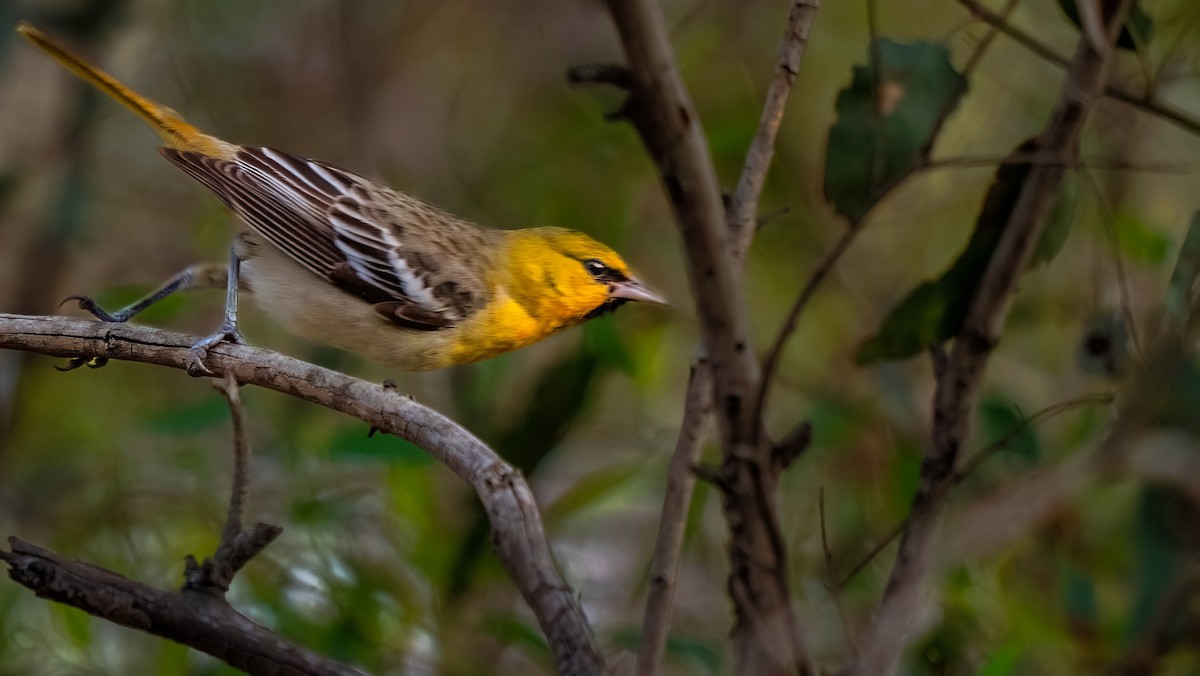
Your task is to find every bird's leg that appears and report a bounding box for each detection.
[189,244,247,375]
[58,264,228,372]
[64,263,228,323]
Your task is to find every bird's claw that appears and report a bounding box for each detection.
[60,295,126,323]
[186,324,246,376]
[55,356,110,372]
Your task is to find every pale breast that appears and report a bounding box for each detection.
[236,234,458,371]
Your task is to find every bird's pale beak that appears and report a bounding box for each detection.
[610,278,668,305]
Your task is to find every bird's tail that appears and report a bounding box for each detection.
[17,23,234,158]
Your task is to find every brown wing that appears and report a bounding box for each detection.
[160,146,494,325]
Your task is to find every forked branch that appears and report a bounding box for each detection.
[0,313,603,676]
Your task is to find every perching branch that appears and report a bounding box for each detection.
[0,313,604,676]
[846,2,1134,674]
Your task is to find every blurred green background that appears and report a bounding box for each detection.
[1,0,1198,674]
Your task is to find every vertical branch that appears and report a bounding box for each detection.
[189,375,280,593]
[601,0,758,408]
[215,375,249,544]
[635,4,820,674]
[727,0,821,262]
[846,1,1134,674]
[597,0,818,672]
[637,361,711,676]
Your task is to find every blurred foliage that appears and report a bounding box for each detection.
[856,143,1079,364]
[0,1,1198,675]
[824,39,967,226]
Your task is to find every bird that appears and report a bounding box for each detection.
[18,23,665,372]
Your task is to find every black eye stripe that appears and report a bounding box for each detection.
[581,258,627,283]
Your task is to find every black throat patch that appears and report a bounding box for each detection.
[584,298,629,321]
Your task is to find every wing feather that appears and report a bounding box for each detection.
[160,146,484,323]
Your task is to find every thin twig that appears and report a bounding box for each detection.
[727,0,820,261]
[182,375,281,593]
[751,226,860,445]
[820,487,857,657]
[637,361,712,676]
[956,0,1200,137]
[961,0,1020,77]
[867,0,886,194]
[214,376,248,547]
[922,152,1186,174]
[1074,0,1110,54]
[836,392,1113,588]
[1082,165,1145,362]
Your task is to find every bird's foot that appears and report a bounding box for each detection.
[60,295,130,323]
[187,323,246,376]
[56,295,121,371]
[55,356,110,372]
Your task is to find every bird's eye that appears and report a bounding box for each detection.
[583,259,608,277]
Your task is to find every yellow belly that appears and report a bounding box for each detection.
[239,237,549,371]
[445,295,548,366]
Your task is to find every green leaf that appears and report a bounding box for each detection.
[1143,354,1200,435]
[855,276,958,364]
[1030,172,1078,268]
[1127,485,1200,645]
[1055,0,1154,51]
[1165,212,1200,331]
[494,347,604,473]
[978,396,1039,464]
[327,426,433,466]
[1115,212,1173,265]
[543,461,645,524]
[856,140,1074,365]
[1059,561,1098,632]
[0,172,17,208]
[824,39,968,225]
[479,614,550,660]
[663,634,724,674]
[976,641,1025,676]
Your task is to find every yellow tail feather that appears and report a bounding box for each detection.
[17,23,235,159]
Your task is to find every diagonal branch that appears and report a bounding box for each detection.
[957,0,1200,137]
[846,2,1134,674]
[727,0,820,262]
[1,537,361,676]
[0,313,603,676]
